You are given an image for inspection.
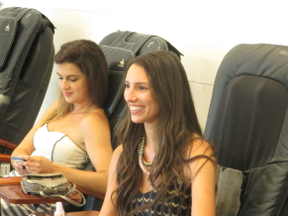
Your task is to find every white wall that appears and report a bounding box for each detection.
[2,0,288,131]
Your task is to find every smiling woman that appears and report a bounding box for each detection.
[99,51,216,216]
[2,40,113,216]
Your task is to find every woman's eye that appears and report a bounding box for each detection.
[139,86,148,90]
[124,83,130,88]
[70,79,77,82]
[58,77,63,80]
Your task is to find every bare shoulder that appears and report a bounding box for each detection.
[82,109,108,123]
[113,144,123,157]
[189,134,214,158]
[79,109,109,131]
[185,134,215,177]
[78,109,111,152]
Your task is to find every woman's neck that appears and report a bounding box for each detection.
[71,101,98,114]
[144,122,156,149]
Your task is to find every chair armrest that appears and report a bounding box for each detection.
[0,176,21,184]
[0,153,11,163]
[0,138,17,150]
[0,139,17,163]
[76,185,105,200]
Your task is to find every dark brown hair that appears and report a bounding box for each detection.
[55,39,108,109]
[41,40,108,124]
[115,51,212,215]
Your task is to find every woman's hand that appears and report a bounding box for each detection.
[12,157,29,176]
[20,155,54,174]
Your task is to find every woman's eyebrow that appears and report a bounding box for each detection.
[136,82,150,85]
[56,73,79,77]
[125,80,149,85]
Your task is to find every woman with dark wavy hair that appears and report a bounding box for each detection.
[100,51,216,216]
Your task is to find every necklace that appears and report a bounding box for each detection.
[142,158,152,166]
[139,135,152,166]
[138,135,151,176]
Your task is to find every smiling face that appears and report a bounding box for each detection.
[57,62,90,105]
[124,64,160,126]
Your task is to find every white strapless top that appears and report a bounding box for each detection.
[31,124,88,170]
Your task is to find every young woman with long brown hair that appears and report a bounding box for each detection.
[100,51,216,216]
[1,40,113,215]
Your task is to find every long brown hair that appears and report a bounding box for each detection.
[115,51,213,215]
[42,39,108,124]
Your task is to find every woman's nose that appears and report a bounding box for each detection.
[60,79,69,90]
[124,88,137,102]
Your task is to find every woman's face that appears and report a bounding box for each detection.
[57,63,89,105]
[124,64,160,126]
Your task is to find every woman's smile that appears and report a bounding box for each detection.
[130,105,144,113]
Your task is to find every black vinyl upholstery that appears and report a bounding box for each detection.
[0,7,55,151]
[204,44,288,216]
[103,61,128,150]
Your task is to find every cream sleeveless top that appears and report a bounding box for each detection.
[31,124,88,170]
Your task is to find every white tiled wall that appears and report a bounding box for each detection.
[2,0,288,131]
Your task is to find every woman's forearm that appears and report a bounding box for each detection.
[53,163,109,196]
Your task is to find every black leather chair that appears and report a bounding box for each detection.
[0,7,55,151]
[204,44,288,216]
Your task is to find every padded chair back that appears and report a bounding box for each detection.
[204,44,288,216]
[0,7,55,151]
[103,68,127,150]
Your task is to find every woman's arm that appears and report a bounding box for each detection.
[189,139,216,216]
[58,111,113,195]
[99,145,123,216]
[11,101,58,175]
